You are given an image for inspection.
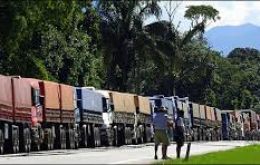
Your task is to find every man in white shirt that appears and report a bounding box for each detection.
[153,106,171,160]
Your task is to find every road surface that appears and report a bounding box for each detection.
[0,141,259,164]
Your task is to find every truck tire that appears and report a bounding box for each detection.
[35,143,40,151]
[23,128,28,153]
[94,127,97,147]
[106,128,113,146]
[124,127,128,145]
[50,129,55,150]
[114,127,118,147]
[28,129,31,152]
[0,130,4,154]
[94,127,100,147]
[81,126,88,148]
[12,127,19,153]
[0,143,3,155]
[47,129,51,150]
[62,129,66,149]
[97,127,100,147]
[68,129,75,149]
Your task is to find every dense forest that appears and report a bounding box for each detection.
[0,0,260,111]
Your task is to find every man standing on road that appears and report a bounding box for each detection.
[152,106,171,160]
[174,109,185,159]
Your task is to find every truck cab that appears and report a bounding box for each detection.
[24,78,44,151]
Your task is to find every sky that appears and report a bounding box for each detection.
[145,1,260,31]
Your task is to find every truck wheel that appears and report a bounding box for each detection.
[107,128,113,146]
[13,146,16,153]
[68,129,75,149]
[63,129,67,149]
[114,127,118,147]
[82,127,88,148]
[0,144,3,155]
[94,127,98,147]
[95,127,101,147]
[23,128,28,152]
[71,129,75,149]
[35,143,40,151]
[12,129,19,153]
[47,129,51,150]
[16,139,19,153]
[50,129,55,150]
[28,129,31,152]
[0,130,4,154]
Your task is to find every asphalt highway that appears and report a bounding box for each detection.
[0,141,259,164]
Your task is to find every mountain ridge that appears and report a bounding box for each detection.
[205,23,260,56]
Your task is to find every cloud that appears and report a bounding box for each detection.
[145,1,260,31]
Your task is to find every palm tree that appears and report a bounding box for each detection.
[98,0,161,92]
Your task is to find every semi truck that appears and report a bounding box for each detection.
[240,109,258,140]
[175,97,193,141]
[221,110,234,140]
[75,87,104,148]
[0,75,36,154]
[96,90,136,146]
[198,104,206,140]
[213,108,222,140]
[134,96,153,143]
[24,79,76,150]
[149,95,175,141]
[190,102,201,141]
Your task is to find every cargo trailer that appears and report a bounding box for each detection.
[96,90,136,146]
[149,95,175,141]
[174,96,193,141]
[0,76,44,154]
[190,102,201,141]
[23,79,77,151]
[213,108,222,140]
[221,111,230,140]
[75,87,104,148]
[134,96,152,144]
[240,109,258,140]
[198,105,207,140]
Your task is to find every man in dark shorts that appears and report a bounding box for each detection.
[152,106,171,160]
[174,109,185,159]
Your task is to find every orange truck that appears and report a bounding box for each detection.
[96,90,143,147]
[134,96,152,144]
[22,79,77,151]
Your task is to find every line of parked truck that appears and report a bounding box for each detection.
[0,75,259,154]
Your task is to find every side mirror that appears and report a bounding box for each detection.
[110,104,115,112]
[39,96,44,106]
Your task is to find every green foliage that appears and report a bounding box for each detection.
[0,1,260,111]
[0,0,103,87]
[98,0,162,91]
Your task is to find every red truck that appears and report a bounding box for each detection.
[0,75,42,154]
[25,79,77,150]
[0,75,77,154]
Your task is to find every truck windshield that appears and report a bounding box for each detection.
[32,88,40,106]
[154,99,162,107]
[102,97,108,112]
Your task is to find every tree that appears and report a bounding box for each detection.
[0,0,103,86]
[98,0,161,92]
[140,4,220,96]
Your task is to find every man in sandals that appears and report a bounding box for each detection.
[153,106,172,160]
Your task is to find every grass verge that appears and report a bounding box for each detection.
[156,144,260,164]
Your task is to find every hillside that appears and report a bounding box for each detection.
[205,23,260,56]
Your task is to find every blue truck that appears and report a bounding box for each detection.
[75,87,104,148]
[149,95,175,141]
